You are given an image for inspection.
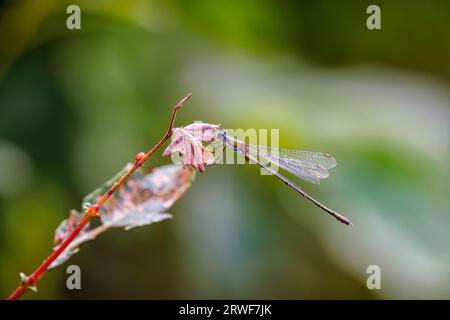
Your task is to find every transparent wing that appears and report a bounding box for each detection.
[207,139,226,163]
[247,145,337,184]
[249,145,336,169]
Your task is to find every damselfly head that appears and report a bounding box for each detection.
[215,129,227,141]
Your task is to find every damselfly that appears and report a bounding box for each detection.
[213,130,352,226]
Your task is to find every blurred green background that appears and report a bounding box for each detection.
[0,0,449,299]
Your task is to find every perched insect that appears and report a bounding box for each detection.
[213,129,352,226]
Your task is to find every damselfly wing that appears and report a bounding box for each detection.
[213,130,352,226]
[246,145,336,184]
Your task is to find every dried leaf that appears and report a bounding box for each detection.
[163,123,219,172]
[182,123,220,142]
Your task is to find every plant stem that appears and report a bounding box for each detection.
[7,93,191,300]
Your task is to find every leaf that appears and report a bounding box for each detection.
[110,211,173,231]
[182,123,220,142]
[54,209,89,245]
[100,164,196,229]
[162,123,219,172]
[48,248,80,270]
[82,163,134,207]
[51,209,89,269]
[49,164,195,270]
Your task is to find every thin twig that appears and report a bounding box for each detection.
[7,93,191,300]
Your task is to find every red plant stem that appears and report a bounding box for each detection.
[7,214,91,300]
[7,93,191,300]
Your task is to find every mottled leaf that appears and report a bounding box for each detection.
[109,211,173,231]
[82,163,134,206]
[48,248,80,270]
[49,164,195,271]
[54,209,89,245]
[100,164,196,229]
[51,209,89,269]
